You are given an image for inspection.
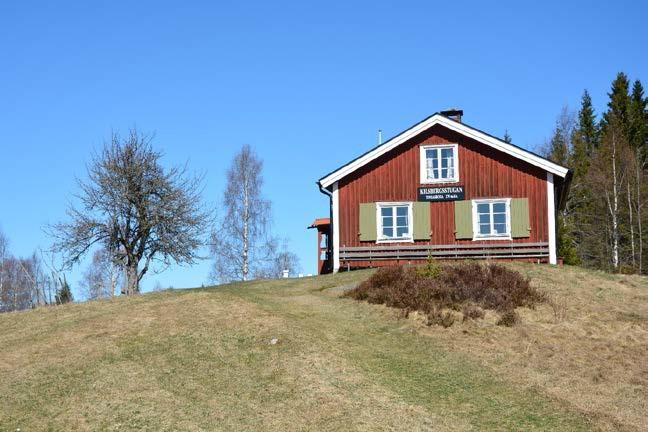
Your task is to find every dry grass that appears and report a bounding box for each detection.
[403,262,648,431]
[1,264,643,431]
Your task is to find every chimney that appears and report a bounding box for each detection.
[440,108,463,123]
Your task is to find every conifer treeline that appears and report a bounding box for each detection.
[545,72,648,274]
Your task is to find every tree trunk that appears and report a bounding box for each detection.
[636,151,644,274]
[611,134,620,270]
[627,180,636,269]
[109,266,117,298]
[242,176,250,281]
[123,263,139,295]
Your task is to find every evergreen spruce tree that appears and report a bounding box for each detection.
[549,122,570,165]
[595,72,632,271]
[570,90,600,266]
[601,72,631,136]
[503,130,512,143]
[556,216,580,265]
[579,90,600,152]
[55,276,73,304]
[628,79,648,273]
[628,80,647,159]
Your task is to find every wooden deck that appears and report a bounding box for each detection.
[340,242,549,265]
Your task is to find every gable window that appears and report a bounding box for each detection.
[420,144,459,184]
[472,198,511,240]
[377,202,412,242]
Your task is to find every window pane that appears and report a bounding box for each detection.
[493,202,506,213]
[441,168,448,178]
[479,224,491,235]
[441,157,449,168]
[432,158,438,168]
[477,203,490,214]
[426,148,438,160]
[494,223,507,234]
[441,148,453,158]
[382,227,393,237]
[396,216,408,227]
[396,206,408,216]
[493,213,506,224]
[381,207,392,217]
[382,216,393,228]
[479,213,490,224]
[396,226,408,237]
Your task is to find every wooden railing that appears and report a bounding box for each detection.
[340,242,549,262]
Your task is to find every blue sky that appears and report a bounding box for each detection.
[1,1,646,295]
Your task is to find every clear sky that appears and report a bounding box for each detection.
[1,1,646,296]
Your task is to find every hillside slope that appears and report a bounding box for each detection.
[1,264,646,431]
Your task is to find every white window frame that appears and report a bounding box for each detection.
[472,198,512,240]
[376,202,414,243]
[419,144,459,184]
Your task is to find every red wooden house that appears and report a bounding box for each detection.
[311,110,571,273]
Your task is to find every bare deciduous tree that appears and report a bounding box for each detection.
[81,248,122,300]
[0,256,37,312]
[210,145,274,282]
[266,242,301,278]
[0,231,46,312]
[52,129,209,294]
[0,229,7,307]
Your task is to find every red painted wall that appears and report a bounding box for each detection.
[337,124,548,248]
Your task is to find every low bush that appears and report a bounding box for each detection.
[462,304,485,321]
[427,306,455,328]
[496,310,520,327]
[345,262,545,327]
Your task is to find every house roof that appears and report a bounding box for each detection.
[318,113,570,189]
[308,218,330,229]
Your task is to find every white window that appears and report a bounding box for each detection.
[376,202,413,242]
[420,144,459,184]
[472,198,511,240]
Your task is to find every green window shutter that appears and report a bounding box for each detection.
[413,202,430,240]
[454,200,473,239]
[510,198,530,238]
[359,203,377,241]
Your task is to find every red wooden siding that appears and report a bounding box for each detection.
[338,124,548,249]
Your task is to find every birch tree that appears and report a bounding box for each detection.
[628,80,648,273]
[81,248,122,300]
[210,145,273,282]
[590,119,631,271]
[52,129,209,294]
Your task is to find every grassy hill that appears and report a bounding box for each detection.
[1,263,646,431]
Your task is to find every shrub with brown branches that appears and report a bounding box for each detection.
[344,263,545,327]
